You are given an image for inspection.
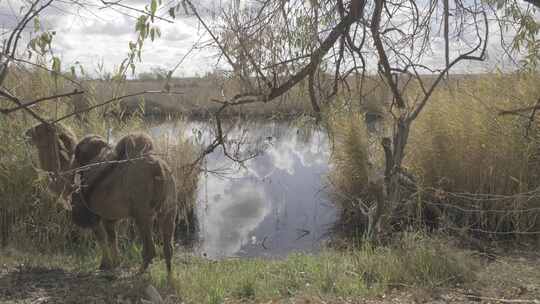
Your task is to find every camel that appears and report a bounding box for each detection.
[25,123,78,207]
[26,123,178,276]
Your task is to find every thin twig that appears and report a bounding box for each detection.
[100,0,174,23]
[1,90,84,114]
[0,88,48,124]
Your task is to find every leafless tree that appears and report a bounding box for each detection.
[171,0,509,240]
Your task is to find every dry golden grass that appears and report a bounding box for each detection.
[328,72,540,238]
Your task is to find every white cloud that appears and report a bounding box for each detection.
[0,0,217,77]
[200,179,270,258]
[1,0,538,78]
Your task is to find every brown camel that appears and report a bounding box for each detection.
[25,123,78,208]
[26,123,178,276]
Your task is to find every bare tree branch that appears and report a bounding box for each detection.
[0,89,48,124]
[100,0,174,23]
[0,90,84,114]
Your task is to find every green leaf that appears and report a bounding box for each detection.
[33,17,40,32]
[138,99,145,114]
[150,0,157,21]
[119,58,128,73]
[29,39,37,52]
[40,32,51,44]
[52,56,61,73]
[136,15,147,32]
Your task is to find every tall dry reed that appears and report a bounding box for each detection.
[328,72,540,239]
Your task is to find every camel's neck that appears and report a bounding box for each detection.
[35,144,75,200]
[79,147,118,200]
[36,142,72,173]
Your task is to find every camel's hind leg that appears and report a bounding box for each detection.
[92,222,114,270]
[103,220,120,267]
[135,215,156,273]
[159,206,177,275]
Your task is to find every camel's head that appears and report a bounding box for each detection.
[115,133,154,159]
[25,123,79,208]
[25,123,77,173]
[74,135,110,167]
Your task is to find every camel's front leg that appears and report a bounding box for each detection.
[103,219,120,268]
[135,215,156,274]
[92,222,114,270]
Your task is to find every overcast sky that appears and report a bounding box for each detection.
[0,0,221,77]
[0,0,535,78]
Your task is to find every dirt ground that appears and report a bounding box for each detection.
[0,265,161,304]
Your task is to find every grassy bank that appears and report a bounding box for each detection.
[158,235,478,302]
[2,234,539,303]
[328,72,540,239]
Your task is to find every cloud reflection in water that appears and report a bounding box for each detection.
[154,120,336,258]
[201,180,270,258]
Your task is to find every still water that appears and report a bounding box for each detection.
[153,119,336,259]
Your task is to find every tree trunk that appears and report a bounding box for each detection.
[364,111,387,241]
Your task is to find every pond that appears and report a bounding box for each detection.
[152,119,337,259]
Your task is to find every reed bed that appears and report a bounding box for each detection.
[328,72,540,239]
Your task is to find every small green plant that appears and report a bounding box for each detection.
[207,286,224,304]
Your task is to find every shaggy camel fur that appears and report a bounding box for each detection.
[27,124,178,275]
